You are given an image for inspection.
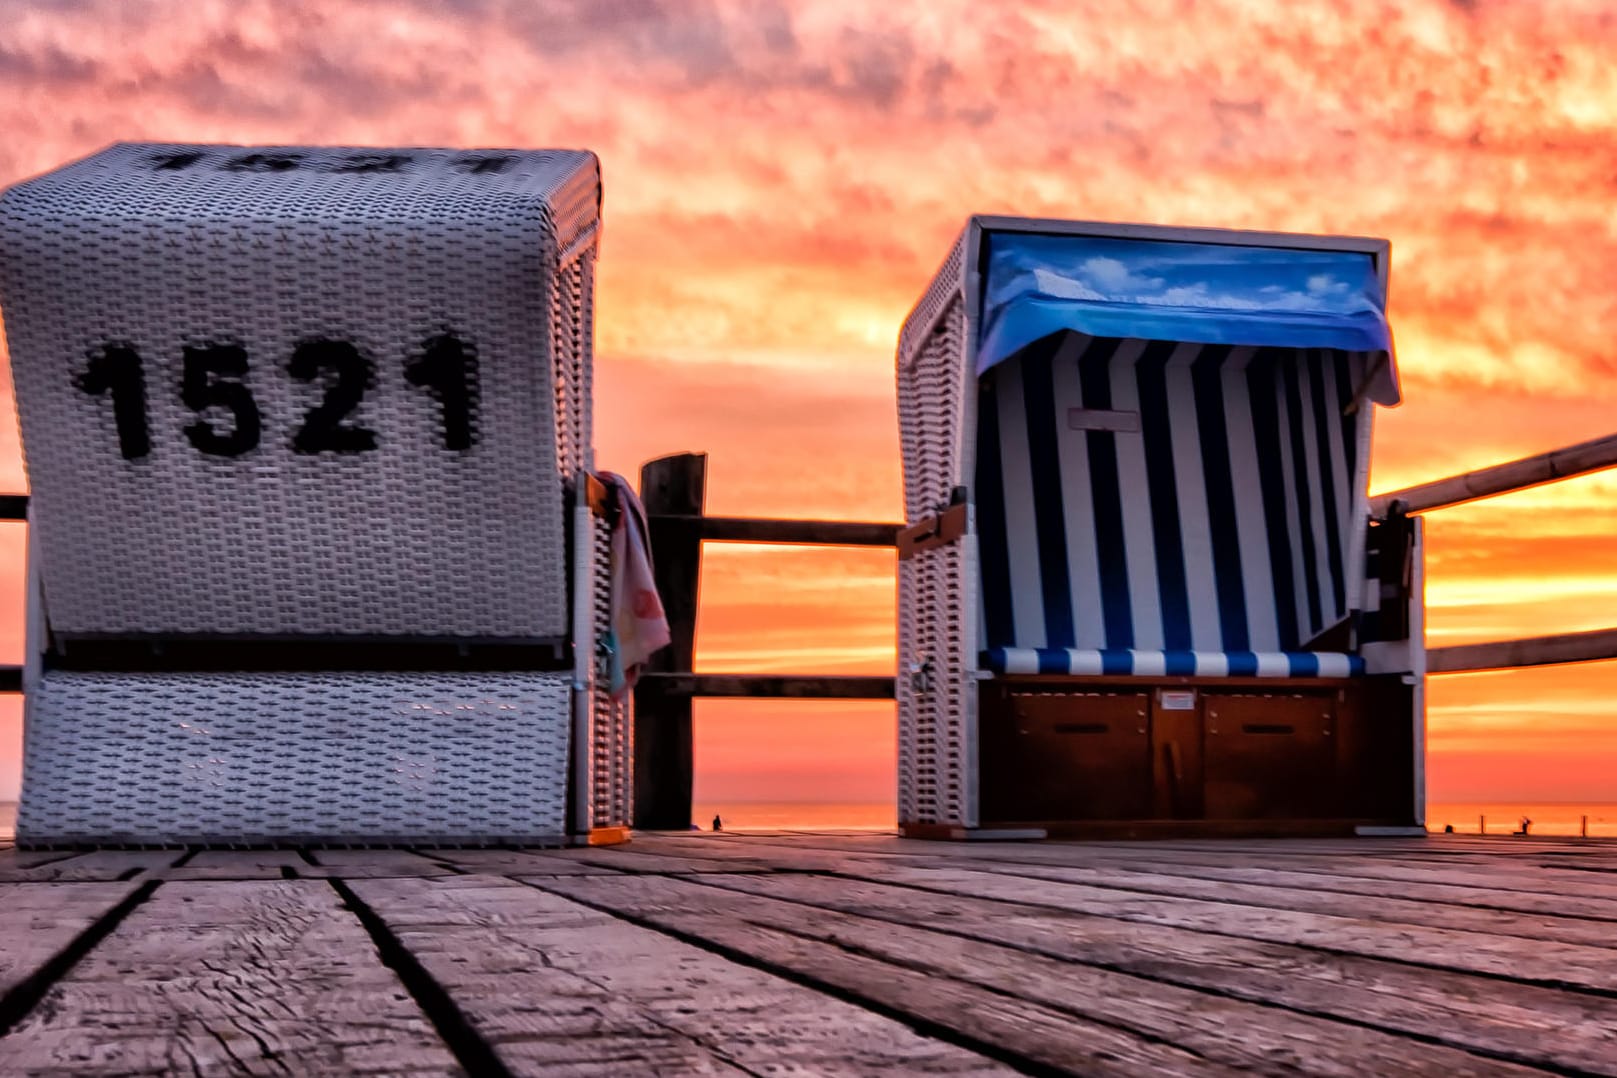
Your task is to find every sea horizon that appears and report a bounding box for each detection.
[7,799,1616,841]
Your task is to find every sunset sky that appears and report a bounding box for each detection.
[1,0,1615,809]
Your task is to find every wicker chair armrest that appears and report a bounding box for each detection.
[897,502,968,561]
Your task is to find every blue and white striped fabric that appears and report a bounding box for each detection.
[974,332,1369,675]
[982,647,1364,678]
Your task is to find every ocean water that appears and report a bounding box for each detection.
[1426,802,1617,837]
[6,800,1614,841]
[691,801,896,832]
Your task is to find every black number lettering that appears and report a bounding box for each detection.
[406,334,479,451]
[221,152,302,173]
[452,154,512,175]
[76,344,150,460]
[181,344,261,457]
[330,153,409,173]
[149,151,202,171]
[288,339,377,453]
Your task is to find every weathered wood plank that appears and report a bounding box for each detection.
[537,872,1546,1077]
[0,883,142,1001]
[590,835,885,874]
[0,850,180,883]
[0,849,82,872]
[1045,855,1617,924]
[350,875,1011,1076]
[531,847,781,875]
[524,874,1231,1076]
[1,880,460,1074]
[299,849,457,878]
[695,871,1617,1075]
[155,849,310,880]
[828,836,1617,902]
[1067,847,1617,901]
[860,864,1617,991]
[913,859,1617,947]
[412,848,621,876]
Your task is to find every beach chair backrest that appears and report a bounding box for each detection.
[0,143,600,641]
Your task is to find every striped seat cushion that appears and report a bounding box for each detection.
[982,647,1364,678]
[975,332,1371,675]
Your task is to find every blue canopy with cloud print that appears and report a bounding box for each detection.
[978,231,1398,405]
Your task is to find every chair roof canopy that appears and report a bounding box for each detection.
[973,218,1398,406]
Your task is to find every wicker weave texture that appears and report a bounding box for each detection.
[589,509,633,830]
[897,292,969,523]
[897,537,978,829]
[18,671,573,845]
[0,142,600,638]
[896,264,978,828]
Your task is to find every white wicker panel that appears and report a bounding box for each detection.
[897,293,968,522]
[0,142,601,638]
[897,554,921,825]
[897,268,976,828]
[18,671,573,845]
[552,252,596,479]
[897,227,966,370]
[897,537,977,829]
[589,508,632,830]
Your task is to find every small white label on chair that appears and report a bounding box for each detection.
[1068,408,1140,433]
[1160,690,1196,711]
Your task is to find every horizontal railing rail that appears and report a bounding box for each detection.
[1427,627,1617,675]
[638,673,896,699]
[652,515,901,547]
[1370,432,1617,516]
[1370,431,1617,675]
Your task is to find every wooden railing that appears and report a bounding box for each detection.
[1371,433,1617,674]
[3,431,1612,826]
[631,453,901,829]
[633,434,1617,827]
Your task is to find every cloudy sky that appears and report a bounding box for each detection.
[1,0,1615,809]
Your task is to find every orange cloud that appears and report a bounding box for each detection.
[1,0,1615,806]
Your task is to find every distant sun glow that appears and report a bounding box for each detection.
[1,0,1615,806]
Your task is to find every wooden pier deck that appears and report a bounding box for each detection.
[3,832,1616,1075]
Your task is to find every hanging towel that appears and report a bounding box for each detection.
[597,471,671,699]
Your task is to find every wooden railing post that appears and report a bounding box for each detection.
[633,453,706,830]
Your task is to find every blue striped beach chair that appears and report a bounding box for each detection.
[0,144,631,847]
[896,217,1425,838]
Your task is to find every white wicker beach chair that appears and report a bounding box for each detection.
[0,143,630,846]
[896,217,1425,839]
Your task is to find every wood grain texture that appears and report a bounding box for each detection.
[0,883,141,1000]
[1,880,459,1075]
[351,875,1009,1077]
[527,873,1228,1077]
[4,833,1617,1074]
[695,868,1617,1075]
[1428,626,1617,673]
[1370,429,1617,515]
[0,851,179,883]
[537,872,1563,1077]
